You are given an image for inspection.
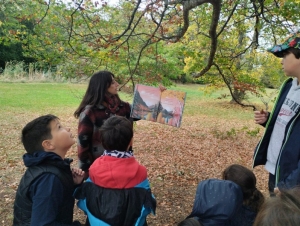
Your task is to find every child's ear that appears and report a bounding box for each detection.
[42,140,55,150]
[127,138,133,151]
[130,137,133,147]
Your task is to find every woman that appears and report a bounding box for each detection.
[74,71,132,177]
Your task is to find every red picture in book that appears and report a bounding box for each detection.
[130,84,186,127]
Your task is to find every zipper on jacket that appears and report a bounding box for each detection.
[275,111,300,187]
[252,79,292,168]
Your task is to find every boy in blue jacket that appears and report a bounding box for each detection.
[254,30,300,195]
[13,114,84,226]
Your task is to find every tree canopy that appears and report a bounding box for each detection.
[1,0,299,105]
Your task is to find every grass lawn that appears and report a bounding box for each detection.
[0,81,271,225]
[0,82,270,118]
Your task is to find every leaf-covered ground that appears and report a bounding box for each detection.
[0,101,268,225]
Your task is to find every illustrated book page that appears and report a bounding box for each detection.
[130,84,186,127]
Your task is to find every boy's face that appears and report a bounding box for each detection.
[281,52,300,78]
[48,119,75,153]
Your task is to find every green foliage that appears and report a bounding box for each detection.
[245,127,260,137]
[177,0,297,103]
[211,128,236,140]
[0,43,23,66]
[1,61,66,82]
[2,61,27,78]
[211,128,237,140]
[0,0,37,68]
[279,1,300,22]
[256,53,287,89]
[212,126,261,140]
[0,0,299,93]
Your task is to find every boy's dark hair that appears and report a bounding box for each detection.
[74,71,119,118]
[222,164,264,212]
[22,114,58,154]
[282,48,300,59]
[100,116,133,151]
[254,188,300,226]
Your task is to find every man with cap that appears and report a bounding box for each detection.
[253,30,300,196]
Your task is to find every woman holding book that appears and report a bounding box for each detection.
[74,70,165,178]
[74,71,132,177]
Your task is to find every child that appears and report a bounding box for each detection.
[253,30,300,195]
[253,188,300,226]
[222,164,265,226]
[186,179,243,226]
[13,114,84,226]
[74,116,156,225]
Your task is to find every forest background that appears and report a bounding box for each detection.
[1,0,300,225]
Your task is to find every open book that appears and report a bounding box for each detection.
[130,84,186,127]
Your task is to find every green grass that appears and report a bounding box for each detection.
[168,83,276,120]
[0,83,85,110]
[0,83,135,111]
[0,81,275,122]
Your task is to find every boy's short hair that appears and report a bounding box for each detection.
[100,116,133,151]
[282,48,300,59]
[22,114,58,154]
[254,188,300,226]
[268,30,300,58]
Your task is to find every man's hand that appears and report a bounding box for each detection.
[159,84,167,92]
[254,109,268,124]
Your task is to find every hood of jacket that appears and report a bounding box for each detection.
[89,155,147,189]
[23,151,64,167]
[189,179,243,226]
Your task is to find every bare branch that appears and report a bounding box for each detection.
[111,0,143,41]
[35,0,51,25]
[193,0,221,77]
[217,3,238,37]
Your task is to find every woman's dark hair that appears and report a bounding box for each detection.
[100,116,133,151]
[222,164,264,212]
[254,188,300,226]
[74,71,117,118]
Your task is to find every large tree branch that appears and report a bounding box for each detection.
[192,0,221,77]
[213,62,257,111]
